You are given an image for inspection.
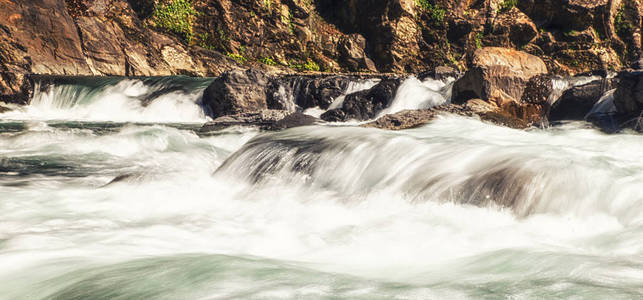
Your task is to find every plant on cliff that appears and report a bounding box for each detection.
[615,4,634,37]
[260,57,277,66]
[416,0,445,23]
[498,0,517,13]
[474,32,483,49]
[289,59,321,72]
[151,0,197,43]
[226,53,247,63]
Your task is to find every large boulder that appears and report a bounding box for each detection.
[453,47,548,105]
[202,69,272,118]
[321,78,401,121]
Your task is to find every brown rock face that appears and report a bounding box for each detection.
[453,47,548,105]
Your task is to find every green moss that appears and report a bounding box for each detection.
[226,52,247,63]
[474,32,483,49]
[498,0,517,13]
[151,0,197,43]
[289,59,321,72]
[260,57,277,66]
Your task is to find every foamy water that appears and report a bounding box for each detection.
[0,76,641,299]
[1,117,642,299]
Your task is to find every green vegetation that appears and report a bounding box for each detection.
[263,0,272,11]
[498,0,517,13]
[281,10,294,34]
[197,33,215,50]
[415,0,445,23]
[151,0,197,43]
[289,59,321,72]
[260,57,277,66]
[226,52,247,63]
[615,4,633,36]
[474,32,483,49]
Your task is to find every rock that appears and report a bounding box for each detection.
[321,78,401,121]
[521,74,553,105]
[465,98,498,113]
[362,105,472,130]
[362,109,443,130]
[492,7,539,48]
[202,69,273,118]
[200,110,317,131]
[549,79,615,121]
[362,104,530,130]
[453,47,549,105]
[316,0,421,72]
[418,66,459,81]
[287,75,353,110]
[338,34,378,72]
[613,71,643,117]
[201,110,291,130]
[273,112,319,129]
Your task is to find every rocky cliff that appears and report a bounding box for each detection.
[1,0,642,105]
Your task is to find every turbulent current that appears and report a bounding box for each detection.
[0,77,642,299]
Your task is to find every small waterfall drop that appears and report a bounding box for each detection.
[378,76,454,117]
[2,76,214,123]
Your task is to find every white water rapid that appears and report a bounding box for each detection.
[0,76,641,299]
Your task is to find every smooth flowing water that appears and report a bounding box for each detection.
[0,77,642,299]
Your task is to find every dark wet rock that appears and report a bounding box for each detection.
[273,112,319,130]
[202,69,272,118]
[320,78,401,122]
[613,71,643,116]
[200,110,317,131]
[549,79,615,121]
[286,75,353,110]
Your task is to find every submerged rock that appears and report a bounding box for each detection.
[361,106,469,130]
[200,111,318,131]
[363,104,529,130]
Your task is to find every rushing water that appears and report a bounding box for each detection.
[0,77,642,299]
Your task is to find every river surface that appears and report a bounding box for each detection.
[0,77,641,299]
